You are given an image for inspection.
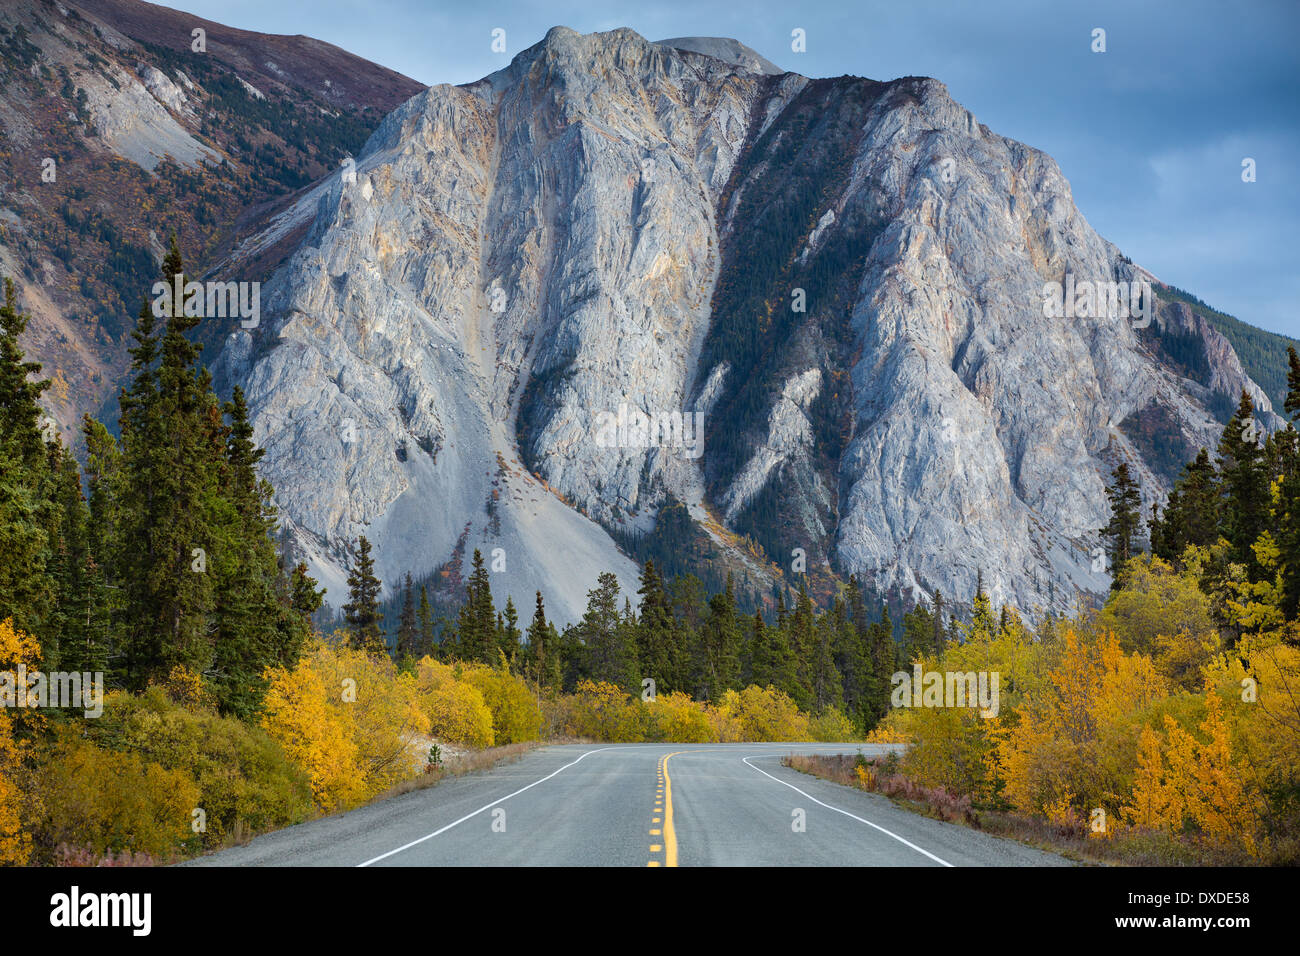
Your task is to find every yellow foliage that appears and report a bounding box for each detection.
[712,686,810,742]
[261,655,364,811]
[37,729,201,861]
[460,662,543,745]
[568,680,646,741]
[996,627,1168,819]
[1125,695,1259,853]
[1095,555,1215,657]
[155,664,210,711]
[809,706,857,742]
[414,659,495,748]
[646,691,712,743]
[0,618,41,864]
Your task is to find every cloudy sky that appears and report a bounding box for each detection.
[176,0,1299,339]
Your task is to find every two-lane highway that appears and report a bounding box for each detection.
[185,744,1070,866]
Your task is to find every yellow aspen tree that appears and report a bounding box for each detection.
[0,619,42,864]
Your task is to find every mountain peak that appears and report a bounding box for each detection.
[654,36,785,75]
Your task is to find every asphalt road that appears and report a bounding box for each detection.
[185,743,1070,867]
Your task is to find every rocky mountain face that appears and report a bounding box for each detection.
[0,0,422,437]
[206,25,1286,624]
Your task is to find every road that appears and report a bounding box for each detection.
[184,743,1070,866]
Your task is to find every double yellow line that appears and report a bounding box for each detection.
[649,751,682,867]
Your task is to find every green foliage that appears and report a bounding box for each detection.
[86,686,314,848]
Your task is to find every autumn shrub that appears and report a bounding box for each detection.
[87,686,313,848]
[645,691,712,742]
[414,658,494,748]
[0,618,41,864]
[263,639,429,810]
[35,727,201,862]
[262,651,363,810]
[568,679,647,741]
[713,685,810,742]
[460,662,543,744]
[808,706,857,742]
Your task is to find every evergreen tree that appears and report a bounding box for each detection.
[500,595,522,665]
[456,549,497,662]
[0,278,54,641]
[809,605,843,712]
[525,590,561,689]
[787,583,817,711]
[1101,462,1143,590]
[0,277,51,468]
[579,571,635,689]
[863,603,895,727]
[1217,392,1269,571]
[395,572,418,662]
[931,589,947,655]
[417,584,434,659]
[832,589,868,720]
[343,535,385,654]
[691,574,741,700]
[749,608,796,697]
[1278,347,1300,616]
[1151,448,1219,563]
[209,384,302,716]
[117,237,220,685]
[81,416,122,675]
[635,560,680,693]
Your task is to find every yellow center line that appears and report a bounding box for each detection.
[661,751,684,867]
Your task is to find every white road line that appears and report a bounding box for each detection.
[742,755,954,867]
[357,747,620,867]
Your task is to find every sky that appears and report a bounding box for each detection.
[172,0,1299,339]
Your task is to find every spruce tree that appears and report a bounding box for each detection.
[1217,392,1269,571]
[579,571,635,689]
[931,589,946,655]
[500,595,521,665]
[862,603,895,728]
[636,560,680,693]
[525,590,561,689]
[456,549,496,662]
[1100,462,1143,590]
[417,584,434,659]
[749,608,795,698]
[787,584,817,711]
[1279,348,1300,615]
[0,278,54,641]
[1152,448,1219,563]
[118,237,220,686]
[81,416,122,675]
[343,535,385,654]
[692,575,741,700]
[395,572,418,662]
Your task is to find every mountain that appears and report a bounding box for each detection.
[197,25,1283,624]
[4,10,1285,625]
[0,0,423,438]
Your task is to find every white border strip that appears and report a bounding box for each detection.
[357,747,618,867]
[742,755,954,867]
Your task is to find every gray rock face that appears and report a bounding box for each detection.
[216,27,1278,623]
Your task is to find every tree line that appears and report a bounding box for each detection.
[0,238,321,719]
[1102,350,1300,633]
